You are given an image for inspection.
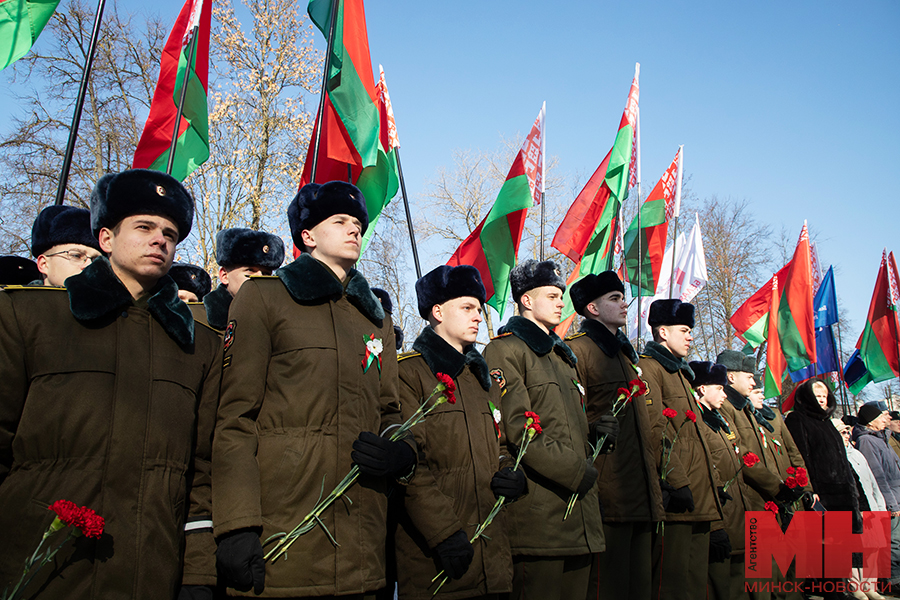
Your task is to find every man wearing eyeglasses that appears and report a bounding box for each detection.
[30,205,102,287]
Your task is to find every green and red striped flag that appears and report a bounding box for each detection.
[764,274,787,398]
[552,64,639,336]
[623,146,681,297]
[846,250,900,394]
[730,263,789,350]
[776,223,817,372]
[0,0,60,70]
[299,0,398,255]
[133,0,210,181]
[447,104,545,319]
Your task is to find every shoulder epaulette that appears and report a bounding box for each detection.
[640,354,653,359]
[186,301,204,305]
[1,285,66,291]
[398,351,421,362]
[248,274,279,279]
[490,332,513,340]
[566,332,586,341]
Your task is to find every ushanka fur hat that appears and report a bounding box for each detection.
[288,181,369,249]
[647,299,695,329]
[215,228,285,270]
[716,349,751,373]
[90,169,194,242]
[0,255,41,285]
[169,263,212,300]
[688,361,729,388]
[372,288,394,315]
[31,205,101,257]
[569,271,625,316]
[415,265,486,319]
[510,259,566,302]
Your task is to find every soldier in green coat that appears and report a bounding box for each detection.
[483,260,608,600]
[30,205,102,287]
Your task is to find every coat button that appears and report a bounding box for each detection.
[121,311,128,318]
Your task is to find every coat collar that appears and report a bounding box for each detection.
[700,404,731,434]
[413,326,492,391]
[724,385,774,432]
[643,341,694,379]
[67,256,194,348]
[276,253,384,325]
[203,284,232,330]
[579,318,639,363]
[724,385,749,410]
[502,316,577,366]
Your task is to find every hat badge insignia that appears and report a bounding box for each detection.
[262,245,269,253]
[155,185,167,197]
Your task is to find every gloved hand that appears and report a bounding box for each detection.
[490,467,528,501]
[665,483,695,513]
[590,414,620,454]
[775,483,805,505]
[216,530,265,594]
[352,431,416,478]
[576,460,599,496]
[852,508,864,535]
[177,586,214,600]
[709,530,732,563]
[717,486,732,505]
[434,530,474,580]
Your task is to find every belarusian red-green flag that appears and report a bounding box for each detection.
[0,0,60,70]
[764,274,787,397]
[623,146,680,297]
[776,223,817,371]
[730,263,789,350]
[447,105,545,319]
[133,0,210,181]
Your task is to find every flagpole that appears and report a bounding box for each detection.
[54,0,108,205]
[635,106,644,344]
[310,0,341,184]
[540,191,545,261]
[394,148,421,279]
[166,26,199,175]
[539,101,547,261]
[668,146,684,298]
[834,320,850,413]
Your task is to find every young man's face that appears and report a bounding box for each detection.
[36,243,102,286]
[178,289,199,303]
[432,296,483,349]
[100,215,178,286]
[727,371,756,397]
[659,324,692,358]
[522,286,565,330]
[748,386,765,409]
[698,384,727,410]
[587,290,628,331]
[219,265,272,297]
[302,214,362,268]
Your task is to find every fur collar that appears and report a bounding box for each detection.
[700,404,731,434]
[67,257,194,348]
[724,385,749,410]
[754,404,776,432]
[643,341,694,379]
[203,284,232,331]
[276,253,384,325]
[413,326,492,391]
[724,385,774,432]
[579,319,638,363]
[502,316,577,366]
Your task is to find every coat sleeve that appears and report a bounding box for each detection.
[182,337,223,585]
[0,293,27,486]
[485,342,587,494]
[641,361,691,490]
[212,282,272,537]
[855,437,899,511]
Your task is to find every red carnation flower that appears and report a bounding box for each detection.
[629,378,648,396]
[743,452,760,468]
[764,501,779,514]
[795,468,809,487]
[785,476,798,489]
[49,499,105,539]
[524,411,541,424]
[435,372,456,393]
[528,422,543,435]
[786,466,795,476]
[663,408,677,419]
[616,387,630,398]
[685,410,697,423]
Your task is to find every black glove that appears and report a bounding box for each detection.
[434,530,474,580]
[352,431,416,478]
[775,484,805,505]
[177,586,214,600]
[666,484,695,513]
[709,530,732,563]
[216,530,265,594]
[717,486,732,505]
[852,508,864,535]
[576,460,599,496]
[490,467,527,501]
[590,414,620,454]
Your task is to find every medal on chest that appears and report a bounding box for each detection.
[573,378,586,413]
[362,333,383,376]
[488,400,502,440]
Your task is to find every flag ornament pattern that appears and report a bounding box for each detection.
[0,0,61,71]
[521,102,546,206]
[775,223,817,373]
[764,274,787,398]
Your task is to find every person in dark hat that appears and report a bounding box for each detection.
[482,259,604,600]
[566,271,657,600]
[191,227,285,333]
[170,262,213,302]
[888,411,900,462]
[372,287,405,351]
[0,255,41,287]
[30,205,102,287]
[390,264,523,598]
[0,169,221,598]
[639,299,723,600]
[212,181,412,597]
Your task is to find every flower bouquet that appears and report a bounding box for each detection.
[660,408,696,481]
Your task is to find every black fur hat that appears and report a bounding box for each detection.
[169,262,212,300]
[371,288,394,315]
[510,259,566,302]
[716,350,751,373]
[287,181,369,250]
[215,228,285,270]
[90,169,194,242]
[569,271,625,316]
[31,205,101,257]
[393,325,404,350]
[416,265,486,319]
[858,401,886,427]
[647,299,695,328]
[0,255,41,285]
[688,361,729,388]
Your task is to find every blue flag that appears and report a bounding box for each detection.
[789,266,839,382]
[814,266,838,328]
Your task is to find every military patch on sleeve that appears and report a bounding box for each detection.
[490,368,506,390]
[223,320,236,351]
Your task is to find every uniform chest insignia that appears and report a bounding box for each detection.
[573,379,585,397]
[726,431,737,441]
[362,333,383,376]
[223,320,236,351]
[490,368,506,390]
[488,400,502,440]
